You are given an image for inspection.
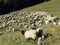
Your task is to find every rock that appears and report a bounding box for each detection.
[52,16,59,22]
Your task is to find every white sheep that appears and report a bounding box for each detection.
[24,30,37,40]
[21,28,43,41]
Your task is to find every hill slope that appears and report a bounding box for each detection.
[0,0,60,45]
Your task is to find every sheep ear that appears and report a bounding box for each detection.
[21,30,26,35]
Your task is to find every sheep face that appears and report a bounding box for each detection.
[36,30,43,39]
[21,30,26,35]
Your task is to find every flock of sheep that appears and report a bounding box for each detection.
[0,11,60,45]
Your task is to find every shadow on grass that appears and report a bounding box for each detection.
[44,33,53,40]
[0,0,50,15]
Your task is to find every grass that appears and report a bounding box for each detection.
[0,0,60,45]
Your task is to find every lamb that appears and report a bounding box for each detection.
[37,36,44,45]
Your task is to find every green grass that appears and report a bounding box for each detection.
[0,0,60,45]
[21,0,60,17]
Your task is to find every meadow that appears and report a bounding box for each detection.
[0,0,60,45]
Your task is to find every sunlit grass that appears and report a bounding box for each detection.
[0,0,60,45]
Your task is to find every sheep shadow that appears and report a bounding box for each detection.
[0,0,50,15]
[43,33,53,40]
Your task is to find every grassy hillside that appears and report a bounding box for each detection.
[0,0,60,45]
[21,0,60,17]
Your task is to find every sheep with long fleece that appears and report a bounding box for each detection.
[21,28,43,41]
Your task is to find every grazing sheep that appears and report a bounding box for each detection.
[21,28,43,41]
[52,16,59,22]
[37,36,44,45]
[37,37,42,45]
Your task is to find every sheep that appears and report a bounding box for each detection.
[44,16,59,24]
[21,28,43,41]
[37,36,44,45]
[2,22,6,27]
[35,20,43,26]
[37,37,42,45]
[52,16,59,22]
[7,20,16,24]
